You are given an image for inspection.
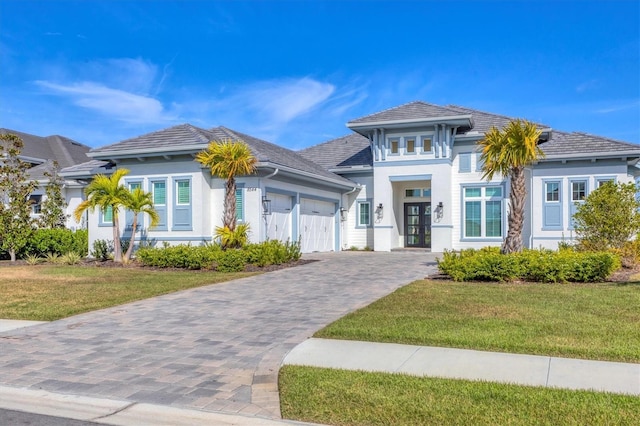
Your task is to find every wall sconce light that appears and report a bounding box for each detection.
[437,201,443,209]
[375,203,384,220]
[377,203,383,211]
[262,196,272,215]
[339,207,347,221]
[435,201,444,221]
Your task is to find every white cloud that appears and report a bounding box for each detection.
[35,80,174,125]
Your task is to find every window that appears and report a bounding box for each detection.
[476,153,484,172]
[99,205,113,227]
[462,186,503,239]
[422,137,432,152]
[406,138,415,153]
[126,181,143,230]
[459,153,471,173]
[29,195,42,215]
[235,188,244,222]
[570,179,588,229]
[150,179,168,230]
[173,178,192,230]
[571,181,586,202]
[545,182,560,202]
[405,189,421,197]
[129,182,141,191]
[390,138,399,154]
[543,180,562,229]
[357,201,371,227]
[597,178,615,188]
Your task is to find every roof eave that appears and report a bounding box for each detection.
[346,115,473,132]
[88,144,207,159]
[256,161,355,190]
[538,150,640,162]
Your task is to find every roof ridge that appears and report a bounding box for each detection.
[347,100,425,122]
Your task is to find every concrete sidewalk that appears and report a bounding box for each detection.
[283,338,640,396]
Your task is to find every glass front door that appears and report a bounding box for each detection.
[404,202,431,248]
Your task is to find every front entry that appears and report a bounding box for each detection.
[404,202,431,248]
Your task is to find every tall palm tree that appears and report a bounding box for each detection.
[123,187,160,261]
[74,168,131,262]
[195,139,257,231]
[479,119,544,254]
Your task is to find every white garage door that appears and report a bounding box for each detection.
[266,193,292,243]
[300,198,335,253]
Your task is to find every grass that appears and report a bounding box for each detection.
[315,280,640,362]
[279,366,640,426]
[0,265,258,321]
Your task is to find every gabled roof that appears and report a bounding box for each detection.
[87,123,356,188]
[299,133,372,169]
[0,128,91,168]
[348,101,468,125]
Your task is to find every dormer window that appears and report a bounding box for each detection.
[406,138,415,153]
[390,138,399,154]
[422,137,432,152]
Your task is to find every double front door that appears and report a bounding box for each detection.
[404,202,431,248]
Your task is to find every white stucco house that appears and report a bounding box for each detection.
[60,101,640,253]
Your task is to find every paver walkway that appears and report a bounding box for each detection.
[0,251,437,419]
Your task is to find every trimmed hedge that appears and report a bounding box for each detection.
[21,229,88,258]
[437,247,620,283]
[135,239,302,271]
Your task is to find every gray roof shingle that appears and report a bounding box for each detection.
[348,101,468,125]
[89,124,355,186]
[539,131,640,157]
[0,128,91,168]
[299,133,372,169]
[444,105,550,134]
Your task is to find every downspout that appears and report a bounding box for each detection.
[341,185,361,250]
[264,168,279,179]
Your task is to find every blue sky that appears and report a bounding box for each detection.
[1,0,639,150]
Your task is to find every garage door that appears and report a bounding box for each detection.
[266,193,292,243]
[300,198,335,253]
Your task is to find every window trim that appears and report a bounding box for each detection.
[542,179,563,230]
[420,135,433,155]
[172,176,192,231]
[569,178,589,230]
[150,178,168,231]
[460,184,504,241]
[596,176,617,188]
[356,199,372,228]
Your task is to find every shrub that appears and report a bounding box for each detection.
[24,254,43,265]
[21,228,88,257]
[610,239,640,268]
[215,249,247,272]
[44,252,61,264]
[574,182,640,251]
[61,251,82,265]
[245,239,301,266]
[136,244,219,270]
[438,247,620,283]
[91,239,112,261]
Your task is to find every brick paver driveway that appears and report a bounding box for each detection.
[0,251,437,418]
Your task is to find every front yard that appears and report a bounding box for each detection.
[0,264,258,321]
[280,279,640,425]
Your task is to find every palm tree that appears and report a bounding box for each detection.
[123,187,160,261]
[74,168,131,262]
[195,139,257,231]
[479,119,544,254]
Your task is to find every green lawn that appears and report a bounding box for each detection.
[315,280,640,362]
[279,366,640,426]
[0,264,258,321]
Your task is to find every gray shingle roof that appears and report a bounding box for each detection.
[0,128,91,168]
[348,101,468,125]
[88,124,355,186]
[539,131,640,157]
[299,133,372,169]
[59,160,112,178]
[444,105,550,134]
[90,124,214,154]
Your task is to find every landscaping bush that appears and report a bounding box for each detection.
[245,239,301,266]
[437,247,620,283]
[91,239,112,261]
[21,228,88,257]
[136,244,220,270]
[215,249,247,272]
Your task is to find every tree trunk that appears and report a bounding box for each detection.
[223,177,237,231]
[502,166,525,254]
[124,216,137,261]
[112,211,123,263]
[9,249,16,262]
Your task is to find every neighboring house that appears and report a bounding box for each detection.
[0,128,91,229]
[61,101,640,253]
